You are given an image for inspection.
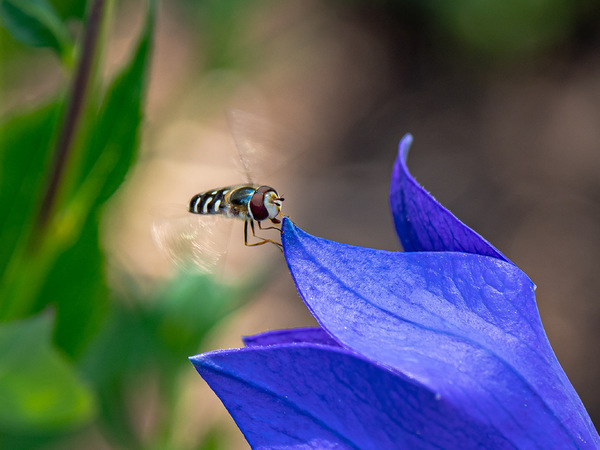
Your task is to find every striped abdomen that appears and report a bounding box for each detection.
[189,185,257,220]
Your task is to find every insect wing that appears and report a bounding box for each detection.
[228,109,297,184]
[152,205,233,274]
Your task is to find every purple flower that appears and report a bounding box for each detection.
[190,135,599,448]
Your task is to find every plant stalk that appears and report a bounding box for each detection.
[36,0,106,231]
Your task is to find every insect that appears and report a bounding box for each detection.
[152,110,291,273]
[188,184,284,248]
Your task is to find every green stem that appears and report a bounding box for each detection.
[35,0,106,232]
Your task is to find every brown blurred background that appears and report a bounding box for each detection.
[4,0,600,446]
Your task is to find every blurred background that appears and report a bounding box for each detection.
[1,0,599,448]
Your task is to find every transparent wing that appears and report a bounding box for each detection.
[228,109,299,184]
[151,205,234,274]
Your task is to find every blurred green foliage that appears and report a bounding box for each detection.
[426,0,579,58]
[0,314,94,433]
[360,0,594,62]
[0,0,74,65]
[0,0,257,447]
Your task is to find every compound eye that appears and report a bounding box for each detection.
[249,191,269,221]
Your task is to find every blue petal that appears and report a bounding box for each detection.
[243,327,341,348]
[390,134,509,262]
[282,218,600,448]
[190,344,515,449]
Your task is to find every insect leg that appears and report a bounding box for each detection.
[245,220,282,249]
[257,220,282,232]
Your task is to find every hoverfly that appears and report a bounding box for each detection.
[188,184,284,248]
[152,110,289,273]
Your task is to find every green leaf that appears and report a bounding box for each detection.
[0,101,63,321]
[0,102,60,276]
[74,1,154,206]
[39,223,109,358]
[0,0,74,63]
[0,314,95,432]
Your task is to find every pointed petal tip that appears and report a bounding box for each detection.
[282,217,307,252]
[189,349,229,369]
[188,355,204,375]
[390,134,511,263]
[282,216,294,233]
[189,353,204,367]
[399,133,414,163]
